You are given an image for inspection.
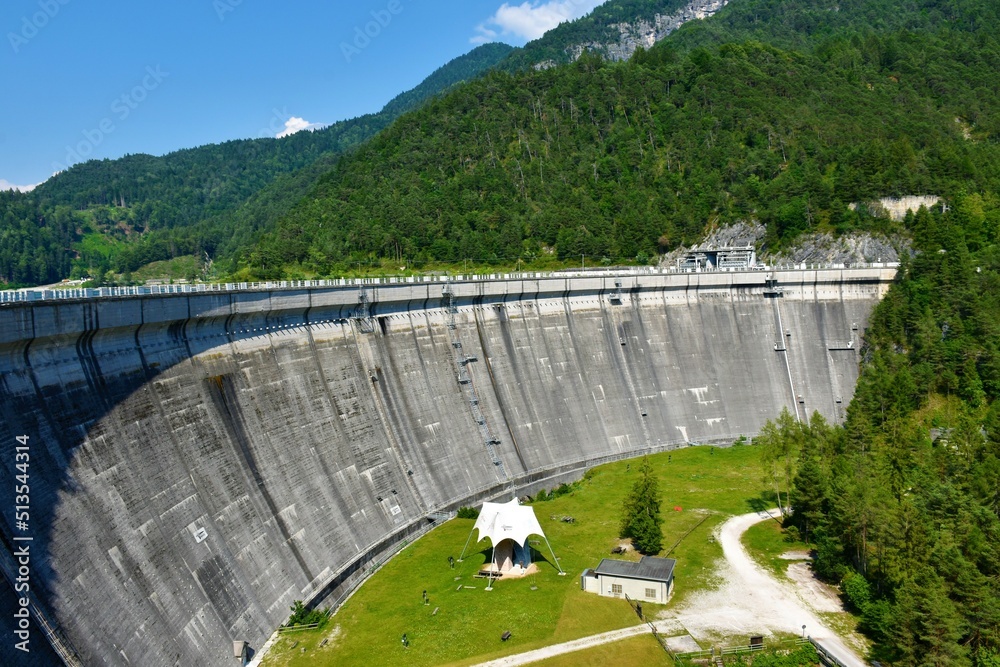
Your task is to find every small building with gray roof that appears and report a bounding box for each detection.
[580,556,676,604]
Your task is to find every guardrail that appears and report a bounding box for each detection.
[0,262,899,304]
[672,638,813,666]
[303,513,451,615]
[276,623,321,634]
[810,637,852,667]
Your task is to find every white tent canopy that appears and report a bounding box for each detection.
[472,499,545,549]
[459,498,564,578]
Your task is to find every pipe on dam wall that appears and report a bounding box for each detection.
[0,269,894,666]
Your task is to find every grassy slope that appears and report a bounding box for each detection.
[129,255,201,283]
[262,445,766,667]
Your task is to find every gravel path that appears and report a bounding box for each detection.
[470,621,655,667]
[472,509,867,667]
[670,509,866,667]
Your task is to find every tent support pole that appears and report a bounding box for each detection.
[485,543,496,590]
[541,535,565,575]
[458,527,477,562]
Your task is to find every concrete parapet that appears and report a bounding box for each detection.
[1,268,892,344]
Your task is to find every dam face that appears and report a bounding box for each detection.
[0,269,893,665]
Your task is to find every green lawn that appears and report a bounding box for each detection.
[262,444,768,667]
[131,254,201,282]
[741,516,809,577]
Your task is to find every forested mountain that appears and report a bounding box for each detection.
[0,190,77,285]
[0,43,513,285]
[4,0,1000,286]
[33,42,514,222]
[32,114,383,222]
[755,202,1000,666]
[242,2,1000,277]
[172,42,517,273]
[667,0,1000,52]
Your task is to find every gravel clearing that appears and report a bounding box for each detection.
[786,562,844,613]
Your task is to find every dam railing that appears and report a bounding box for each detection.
[0,262,899,304]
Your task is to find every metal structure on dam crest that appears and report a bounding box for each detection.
[0,266,896,665]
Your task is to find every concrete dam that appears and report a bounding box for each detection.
[0,267,894,665]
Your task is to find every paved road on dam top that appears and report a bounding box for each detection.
[473,509,867,667]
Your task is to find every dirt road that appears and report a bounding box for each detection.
[470,622,656,667]
[671,509,866,667]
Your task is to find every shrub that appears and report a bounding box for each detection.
[860,598,893,644]
[552,483,573,498]
[842,570,872,613]
[456,506,479,519]
[286,600,326,627]
[750,644,819,666]
[812,531,847,582]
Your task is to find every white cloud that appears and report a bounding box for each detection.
[471,26,499,45]
[474,0,604,43]
[0,179,39,193]
[276,116,327,138]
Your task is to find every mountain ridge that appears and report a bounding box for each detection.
[241,4,1000,278]
[0,43,514,285]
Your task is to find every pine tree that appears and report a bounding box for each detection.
[619,456,663,555]
[891,570,969,667]
[791,448,826,544]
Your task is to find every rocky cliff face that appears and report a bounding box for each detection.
[659,220,906,268]
[767,232,904,265]
[535,0,729,69]
[851,195,941,222]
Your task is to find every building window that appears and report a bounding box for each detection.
[611,584,622,596]
[645,588,656,599]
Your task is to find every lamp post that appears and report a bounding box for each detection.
[802,624,807,639]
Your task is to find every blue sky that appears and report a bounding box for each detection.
[0,0,603,191]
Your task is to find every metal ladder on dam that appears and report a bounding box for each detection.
[443,286,509,481]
